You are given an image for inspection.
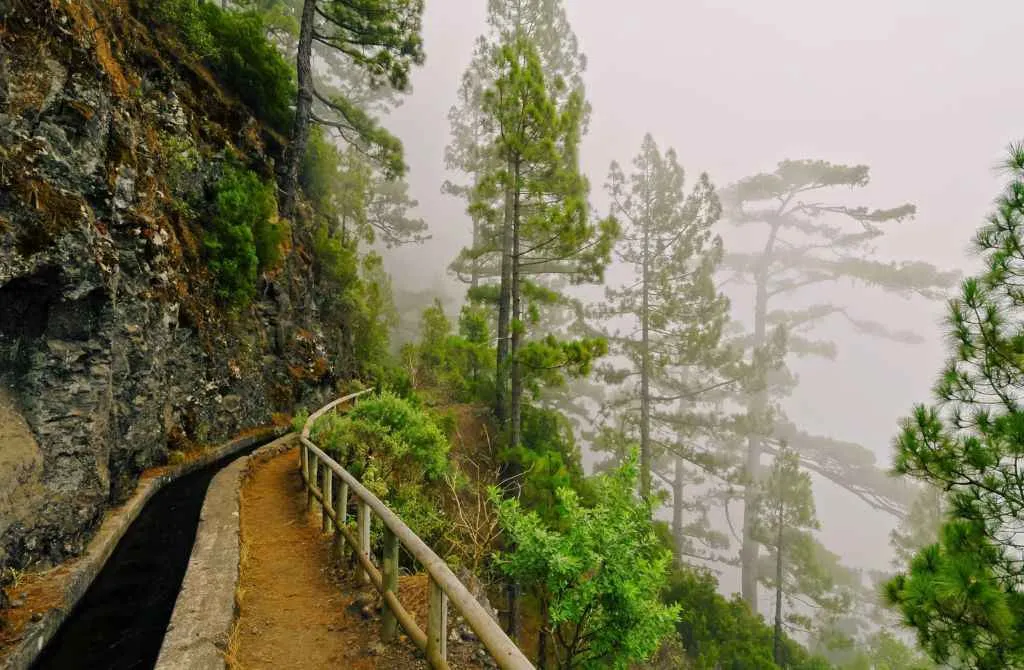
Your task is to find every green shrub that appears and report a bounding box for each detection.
[405,301,495,402]
[310,391,449,541]
[664,566,832,670]
[147,0,217,57]
[143,0,296,132]
[291,408,310,434]
[507,404,587,521]
[204,164,283,305]
[200,6,296,132]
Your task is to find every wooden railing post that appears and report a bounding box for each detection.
[427,575,448,667]
[381,527,400,641]
[308,455,318,513]
[322,465,333,534]
[300,442,308,487]
[357,501,371,584]
[334,479,348,558]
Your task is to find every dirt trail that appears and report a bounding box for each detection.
[231,448,428,669]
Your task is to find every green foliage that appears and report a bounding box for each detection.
[593,133,746,558]
[146,0,218,57]
[664,567,832,670]
[311,391,449,541]
[492,454,679,669]
[291,408,310,434]
[445,0,590,286]
[468,35,618,290]
[297,0,425,180]
[310,220,397,378]
[753,448,850,649]
[889,485,946,568]
[145,0,296,131]
[813,626,935,670]
[506,405,586,517]
[518,333,608,397]
[403,300,495,402]
[302,127,428,246]
[312,391,449,482]
[886,144,1024,669]
[721,154,958,613]
[203,164,283,306]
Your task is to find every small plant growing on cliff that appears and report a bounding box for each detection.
[204,165,284,306]
[146,0,295,131]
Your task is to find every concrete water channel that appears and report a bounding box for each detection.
[29,438,276,670]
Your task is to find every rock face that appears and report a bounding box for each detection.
[0,2,336,571]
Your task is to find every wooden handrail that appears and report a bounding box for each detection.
[299,392,534,670]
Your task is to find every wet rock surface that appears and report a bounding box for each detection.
[0,2,337,575]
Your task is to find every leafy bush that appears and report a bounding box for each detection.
[664,566,832,670]
[507,405,587,521]
[310,391,449,541]
[146,0,217,57]
[200,6,295,132]
[291,408,310,434]
[402,301,494,401]
[204,164,283,305]
[143,0,296,132]
[493,455,679,669]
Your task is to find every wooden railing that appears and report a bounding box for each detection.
[299,391,534,670]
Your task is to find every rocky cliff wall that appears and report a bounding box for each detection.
[0,0,336,572]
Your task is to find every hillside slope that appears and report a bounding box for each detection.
[0,0,336,572]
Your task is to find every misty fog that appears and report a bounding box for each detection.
[369,0,1022,594]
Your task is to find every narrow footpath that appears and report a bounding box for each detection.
[230,448,427,669]
[230,447,491,669]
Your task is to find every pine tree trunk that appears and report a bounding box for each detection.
[741,219,782,612]
[504,160,524,642]
[673,455,685,562]
[278,0,317,220]
[470,215,481,290]
[773,504,785,665]
[538,597,550,669]
[495,158,515,433]
[639,206,652,499]
[740,291,768,610]
[497,159,524,643]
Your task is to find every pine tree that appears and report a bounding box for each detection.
[278,0,425,219]
[885,145,1024,669]
[473,32,616,639]
[889,484,946,568]
[248,0,427,247]
[592,134,757,562]
[720,159,960,611]
[752,447,849,665]
[445,0,587,289]
[302,131,427,247]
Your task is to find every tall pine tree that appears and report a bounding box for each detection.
[720,159,960,610]
[594,134,759,562]
[752,447,849,665]
[886,144,1024,669]
[472,32,616,639]
[445,0,587,289]
[278,0,425,219]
